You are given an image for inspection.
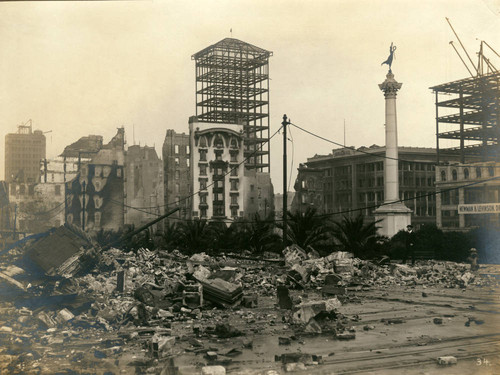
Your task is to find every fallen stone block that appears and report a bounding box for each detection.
[37,312,57,329]
[279,337,291,345]
[206,351,218,360]
[201,365,226,375]
[381,318,405,325]
[277,285,293,309]
[363,325,375,331]
[293,302,326,323]
[242,294,258,308]
[55,308,74,325]
[150,335,176,359]
[214,323,242,338]
[193,265,211,281]
[183,283,203,308]
[437,356,457,365]
[336,332,356,340]
[116,270,125,293]
[200,278,243,307]
[276,353,323,365]
[283,244,307,266]
[304,318,322,334]
[324,298,342,311]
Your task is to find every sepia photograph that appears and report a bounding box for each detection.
[0,0,499,374]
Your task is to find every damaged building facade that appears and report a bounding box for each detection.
[162,130,191,221]
[65,129,126,232]
[124,145,164,227]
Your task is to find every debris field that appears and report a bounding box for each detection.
[0,226,499,374]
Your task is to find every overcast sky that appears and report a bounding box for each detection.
[1,0,499,192]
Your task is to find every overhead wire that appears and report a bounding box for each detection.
[290,122,500,168]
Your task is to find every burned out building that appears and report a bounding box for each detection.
[162,130,191,221]
[65,129,125,232]
[125,145,164,227]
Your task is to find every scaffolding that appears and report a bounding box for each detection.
[192,38,272,171]
[431,70,499,164]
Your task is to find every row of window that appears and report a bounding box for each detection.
[174,144,190,155]
[440,166,494,181]
[198,135,239,149]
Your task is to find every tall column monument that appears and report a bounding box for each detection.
[374,43,411,237]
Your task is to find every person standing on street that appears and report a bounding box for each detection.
[404,225,416,265]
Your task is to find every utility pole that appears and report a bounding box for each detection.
[282,114,290,249]
[82,180,86,231]
[12,204,17,240]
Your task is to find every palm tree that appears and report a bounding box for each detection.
[176,219,211,253]
[279,207,331,250]
[330,215,382,259]
[161,221,179,250]
[241,213,281,254]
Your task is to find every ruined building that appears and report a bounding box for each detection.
[65,129,125,232]
[125,145,164,227]
[162,130,191,221]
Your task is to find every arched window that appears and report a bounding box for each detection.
[230,138,238,149]
[488,167,494,177]
[441,170,446,181]
[463,168,469,179]
[214,135,224,148]
[199,136,207,148]
[476,167,482,178]
[452,169,457,181]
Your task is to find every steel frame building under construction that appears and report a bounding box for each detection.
[431,71,499,164]
[192,38,272,172]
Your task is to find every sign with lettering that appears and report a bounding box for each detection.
[458,203,500,214]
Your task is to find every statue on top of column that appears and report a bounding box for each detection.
[381,42,397,72]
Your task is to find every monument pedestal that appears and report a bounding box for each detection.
[376,68,412,237]
[374,202,412,237]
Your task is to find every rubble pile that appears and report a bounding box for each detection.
[0,230,493,374]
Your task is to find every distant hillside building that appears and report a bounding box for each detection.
[5,120,46,183]
[162,130,191,221]
[293,146,448,229]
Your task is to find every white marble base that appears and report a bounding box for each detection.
[374,202,412,237]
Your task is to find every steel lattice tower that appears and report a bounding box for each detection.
[192,38,272,172]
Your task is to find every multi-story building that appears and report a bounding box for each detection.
[5,120,46,183]
[192,38,272,172]
[293,146,447,228]
[162,130,191,221]
[189,118,245,220]
[178,38,275,222]
[435,162,499,229]
[432,66,500,230]
[125,145,164,227]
